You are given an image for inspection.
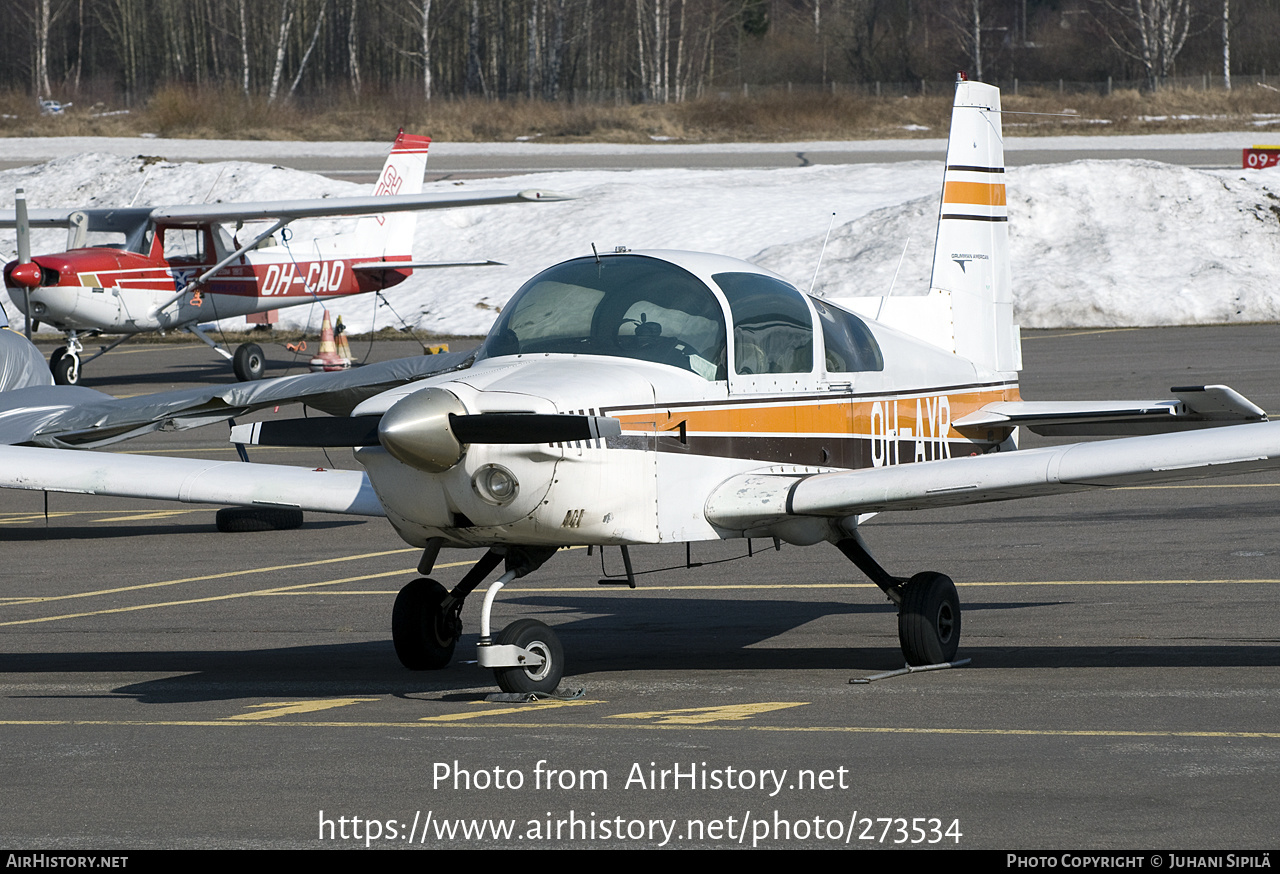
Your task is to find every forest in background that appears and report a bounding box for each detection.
[3,1,1280,141]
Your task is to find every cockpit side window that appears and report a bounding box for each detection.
[813,299,884,373]
[714,272,814,376]
[476,255,728,380]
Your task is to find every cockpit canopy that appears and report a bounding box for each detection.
[477,255,729,379]
[476,253,883,381]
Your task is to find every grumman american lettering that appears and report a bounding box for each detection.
[0,131,566,384]
[2,75,1279,696]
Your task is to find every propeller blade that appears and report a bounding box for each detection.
[449,413,621,445]
[229,416,382,447]
[15,188,31,339]
[14,188,30,263]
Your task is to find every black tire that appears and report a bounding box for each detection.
[493,619,563,695]
[48,346,67,372]
[232,343,266,381]
[392,578,460,670]
[215,506,304,533]
[897,571,961,666]
[52,354,79,385]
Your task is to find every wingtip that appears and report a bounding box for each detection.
[517,189,573,202]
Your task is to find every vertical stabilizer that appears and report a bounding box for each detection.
[928,77,1021,374]
[353,131,432,260]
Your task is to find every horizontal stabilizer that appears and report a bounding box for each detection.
[705,421,1280,532]
[0,445,385,516]
[954,385,1266,436]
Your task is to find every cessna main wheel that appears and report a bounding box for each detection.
[232,343,266,381]
[897,571,961,666]
[493,619,563,695]
[392,578,460,670]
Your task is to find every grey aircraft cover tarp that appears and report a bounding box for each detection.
[0,345,475,448]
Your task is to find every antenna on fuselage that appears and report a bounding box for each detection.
[591,242,600,264]
[878,235,912,321]
[807,212,836,294]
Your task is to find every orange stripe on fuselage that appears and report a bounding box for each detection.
[943,180,1007,207]
[615,387,1020,441]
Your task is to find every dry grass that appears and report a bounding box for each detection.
[2,83,1278,142]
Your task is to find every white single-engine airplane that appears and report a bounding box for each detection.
[1,131,564,384]
[1,76,1278,694]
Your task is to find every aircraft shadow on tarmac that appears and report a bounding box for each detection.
[8,594,1276,704]
[0,518,366,541]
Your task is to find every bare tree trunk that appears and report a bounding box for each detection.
[466,0,482,96]
[1222,0,1231,90]
[635,0,648,98]
[267,0,296,103]
[527,0,539,99]
[348,0,362,95]
[972,0,983,81]
[35,0,53,97]
[240,0,251,96]
[421,0,433,101]
[290,5,325,96]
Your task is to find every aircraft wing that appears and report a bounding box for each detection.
[147,190,569,225]
[0,348,475,449]
[954,385,1266,436]
[704,422,1280,532]
[0,445,384,516]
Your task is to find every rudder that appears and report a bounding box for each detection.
[928,76,1020,375]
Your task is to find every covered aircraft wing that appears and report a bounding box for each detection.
[0,348,475,448]
[953,385,1266,436]
[0,445,384,516]
[146,189,570,225]
[705,422,1280,532]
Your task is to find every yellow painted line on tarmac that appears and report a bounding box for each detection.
[226,698,379,721]
[420,700,598,722]
[1,546,421,609]
[93,509,214,523]
[3,718,1280,740]
[0,567,419,626]
[608,703,808,724]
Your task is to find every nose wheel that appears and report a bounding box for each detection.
[492,619,563,695]
[51,348,80,385]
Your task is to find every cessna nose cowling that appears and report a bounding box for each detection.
[377,387,469,472]
[6,262,42,288]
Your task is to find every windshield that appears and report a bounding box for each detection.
[476,255,728,380]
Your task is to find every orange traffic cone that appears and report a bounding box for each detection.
[309,310,350,372]
[334,315,355,363]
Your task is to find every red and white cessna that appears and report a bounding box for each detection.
[2,132,563,384]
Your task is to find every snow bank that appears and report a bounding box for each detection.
[3,153,1279,334]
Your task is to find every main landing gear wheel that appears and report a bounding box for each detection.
[232,342,266,381]
[51,352,80,385]
[897,571,961,665]
[393,578,460,670]
[493,619,563,695]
